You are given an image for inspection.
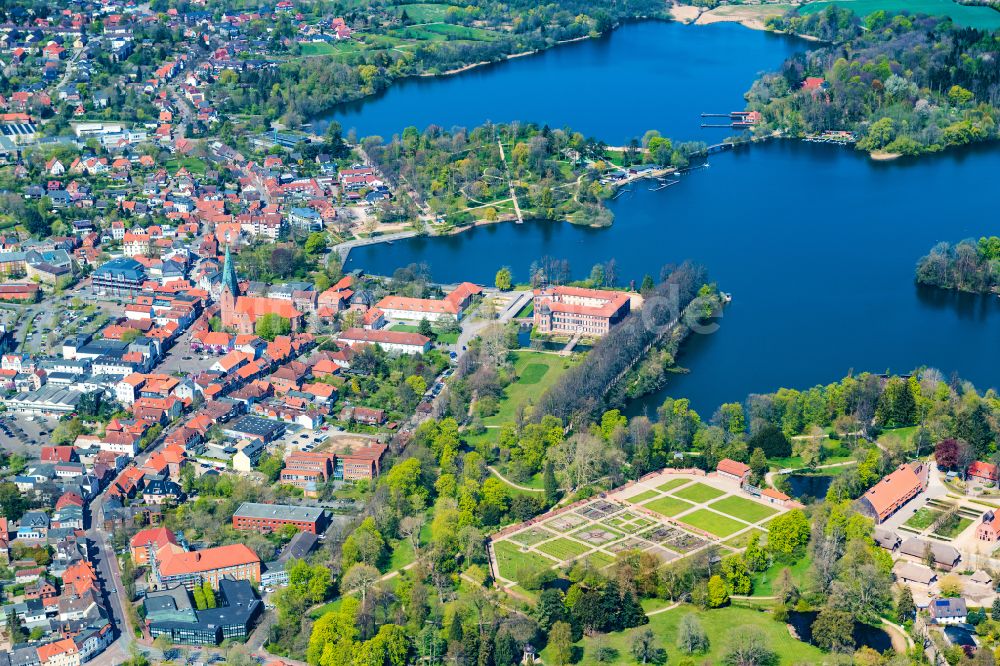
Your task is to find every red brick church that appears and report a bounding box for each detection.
[219,245,304,335]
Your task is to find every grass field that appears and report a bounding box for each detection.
[673,482,726,503]
[679,509,747,538]
[933,516,973,539]
[799,0,1000,28]
[297,41,361,56]
[390,323,458,345]
[396,2,458,22]
[164,157,207,175]
[709,496,778,523]
[751,556,812,597]
[541,603,825,665]
[421,23,498,40]
[483,351,576,426]
[657,478,690,493]
[724,527,766,549]
[493,540,555,581]
[643,496,694,518]
[904,507,941,530]
[627,489,660,504]
[536,537,593,561]
[876,426,920,453]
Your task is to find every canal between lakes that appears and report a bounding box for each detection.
[326,21,1000,417]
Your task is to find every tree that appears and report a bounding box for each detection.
[631,628,666,664]
[676,613,708,655]
[810,608,854,652]
[896,585,915,622]
[536,588,565,631]
[255,312,292,341]
[354,623,410,666]
[722,626,777,666]
[304,231,328,255]
[748,448,767,484]
[418,318,433,337]
[202,581,216,608]
[766,509,811,559]
[494,630,519,666]
[543,460,559,505]
[742,533,767,573]
[495,267,513,291]
[774,567,799,606]
[707,575,729,608]
[747,424,791,458]
[548,621,573,666]
[342,563,381,605]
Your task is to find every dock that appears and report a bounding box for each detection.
[701,110,761,130]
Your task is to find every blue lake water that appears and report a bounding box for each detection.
[330,21,1000,417]
[318,20,803,143]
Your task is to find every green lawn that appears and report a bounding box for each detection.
[493,540,555,581]
[875,425,921,454]
[387,538,415,571]
[390,323,458,345]
[541,603,825,665]
[904,507,941,530]
[673,482,726,504]
[656,478,690,493]
[643,496,694,518]
[421,23,498,40]
[626,489,660,504]
[933,516,973,539]
[536,537,593,561]
[482,351,576,427]
[709,496,779,524]
[679,509,747,538]
[514,301,534,318]
[751,556,812,597]
[799,0,1000,28]
[164,156,207,175]
[395,2,458,22]
[724,527,766,549]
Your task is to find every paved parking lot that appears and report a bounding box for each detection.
[0,414,58,454]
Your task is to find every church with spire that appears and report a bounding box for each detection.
[218,245,305,336]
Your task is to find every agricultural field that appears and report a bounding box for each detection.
[799,0,1000,29]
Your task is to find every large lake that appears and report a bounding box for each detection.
[333,21,1000,417]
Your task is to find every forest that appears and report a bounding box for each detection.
[749,8,1000,155]
[915,236,1000,293]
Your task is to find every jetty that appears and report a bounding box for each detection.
[701,110,761,129]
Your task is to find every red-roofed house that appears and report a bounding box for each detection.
[857,462,928,523]
[968,461,998,484]
[717,458,751,483]
[130,526,179,565]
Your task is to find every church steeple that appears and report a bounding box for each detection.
[221,244,239,297]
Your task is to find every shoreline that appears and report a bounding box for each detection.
[421,35,592,78]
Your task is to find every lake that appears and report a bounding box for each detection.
[334,21,1000,417]
[317,20,803,143]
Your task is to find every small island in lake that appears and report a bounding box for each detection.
[915,236,1000,293]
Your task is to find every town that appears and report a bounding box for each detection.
[0,0,1000,665]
